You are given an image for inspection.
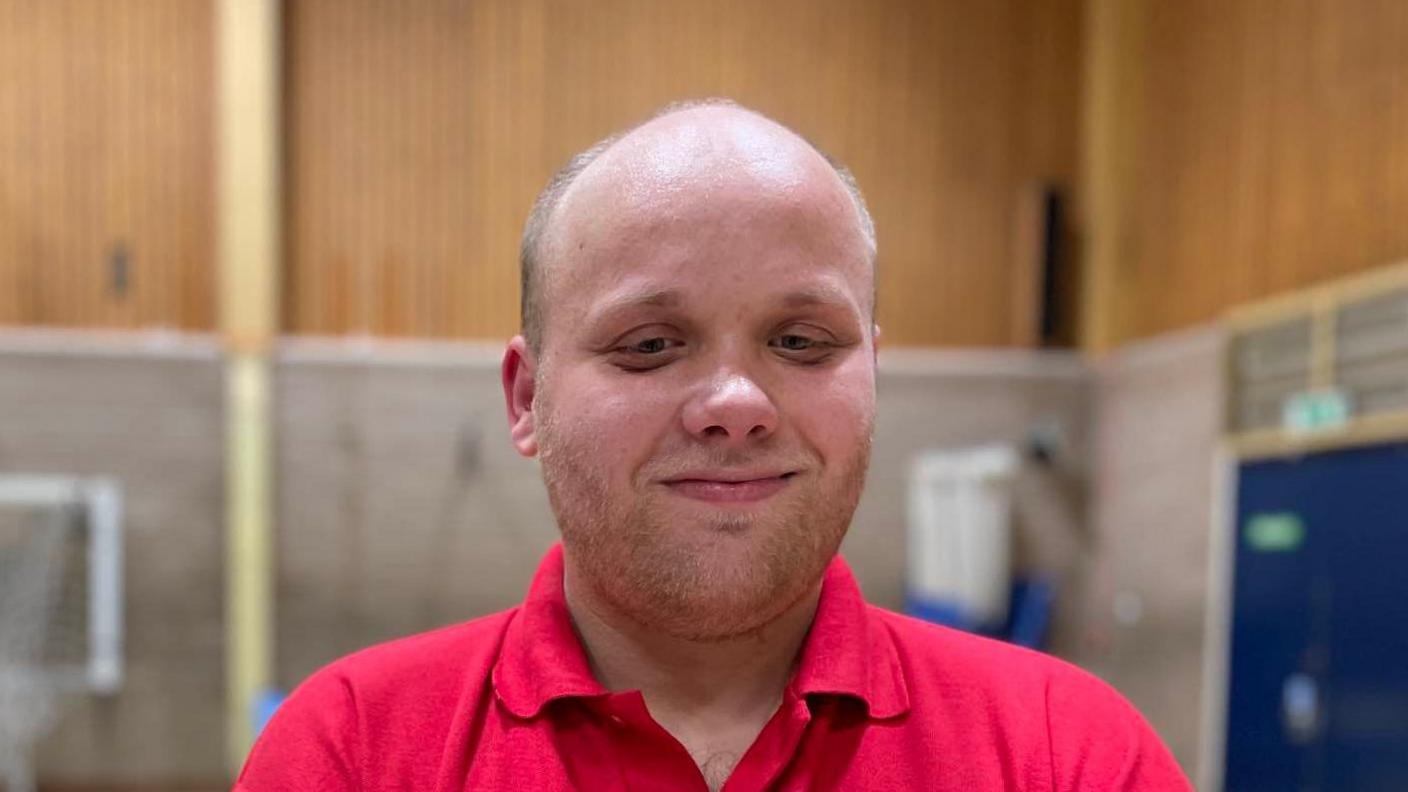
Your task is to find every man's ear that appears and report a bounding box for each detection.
[502,336,539,458]
[872,323,882,365]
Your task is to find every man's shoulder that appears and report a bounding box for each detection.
[312,607,520,697]
[239,608,522,790]
[871,604,1089,686]
[870,605,1191,789]
[868,604,1152,727]
[268,607,521,735]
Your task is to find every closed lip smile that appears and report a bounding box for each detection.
[660,470,798,503]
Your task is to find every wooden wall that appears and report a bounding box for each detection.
[1087,0,1408,347]
[9,2,1408,348]
[285,0,1083,346]
[0,0,215,330]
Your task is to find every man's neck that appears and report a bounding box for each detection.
[562,558,821,785]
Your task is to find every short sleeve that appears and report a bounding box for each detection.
[234,666,361,792]
[1045,667,1193,792]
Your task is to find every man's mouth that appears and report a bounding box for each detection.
[661,470,798,503]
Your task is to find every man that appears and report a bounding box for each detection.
[237,100,1191,791]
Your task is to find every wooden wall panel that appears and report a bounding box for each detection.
[0,0,215,330]
[285,0,1082,346]
[1099,0,1408,345]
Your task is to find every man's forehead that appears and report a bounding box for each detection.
[544,108,851,258]
[571,106,828,203]
[530,105,876,342]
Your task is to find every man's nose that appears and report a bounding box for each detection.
[681,372,779,444]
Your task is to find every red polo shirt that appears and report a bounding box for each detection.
[236,545,1190,791]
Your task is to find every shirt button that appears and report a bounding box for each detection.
[609,715,626,728]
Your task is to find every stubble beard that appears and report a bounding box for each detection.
[537,408,873,642]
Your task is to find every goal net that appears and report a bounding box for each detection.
[0,476,123,792]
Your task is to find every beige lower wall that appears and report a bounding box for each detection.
[1077,325,1226,773]
[0,332,227,785]
[274,341,562,686]
[272,341,1093,686]
[1,329,1222,785]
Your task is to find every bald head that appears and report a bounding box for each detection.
[518,99,876,352]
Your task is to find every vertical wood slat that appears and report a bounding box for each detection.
[7,2,1408,346]
[284,0,1084,347]
[1079,0,1147,351]
[0,0,215,331]
[5,0,1080,345]
[1103,0,1408,345]
[0,1,9,320]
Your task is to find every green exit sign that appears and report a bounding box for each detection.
[1245,512,1306,552]
[1282,388,1350,433]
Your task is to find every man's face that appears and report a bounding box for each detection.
[507,110,877,640]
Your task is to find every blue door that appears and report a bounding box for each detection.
[1226,441,1408,791]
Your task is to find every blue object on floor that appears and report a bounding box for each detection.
[253,687,287,737]
[903,591,985,633]
[905,576,1056,649]
[1005,576,1056,649]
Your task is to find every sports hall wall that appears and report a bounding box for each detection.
[1083,0,1408,347]
[5,1,1407,348]
[2,0,1407,788]
[0,0,215,331]
[0,337,1092,785]
[0,334,1219,782]
[0,0,1082,347]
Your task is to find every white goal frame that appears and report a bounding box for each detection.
[0,475,123,694]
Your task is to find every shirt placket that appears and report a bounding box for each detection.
[719,688,814,792]
[598,691,711,792]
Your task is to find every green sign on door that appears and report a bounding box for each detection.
[1245,512,1306,552]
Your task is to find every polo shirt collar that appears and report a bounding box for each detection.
[492,543,911,721]
[493,545,608,718]
[791,553,910,719]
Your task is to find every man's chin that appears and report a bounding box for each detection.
[649,493,802,536]
[674,512,764,537]
[616,540,822,639]
[636,587,805,643]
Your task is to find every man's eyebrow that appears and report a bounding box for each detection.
[584,285,859,328]
[778,287,859,311]
[584,287,685,326]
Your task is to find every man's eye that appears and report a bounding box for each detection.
[610,337,685,370]
[769,333,835,362]
[773,334,816,351]
[628,337,675,354]
[611,332,687,369]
